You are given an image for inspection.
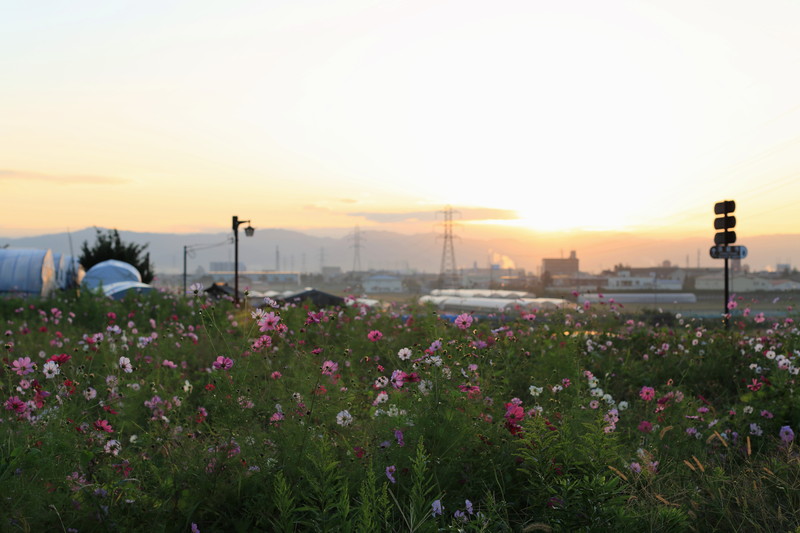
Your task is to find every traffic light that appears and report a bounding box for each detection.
[714,200,736,245]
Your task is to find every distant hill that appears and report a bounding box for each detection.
[1,227,796,275]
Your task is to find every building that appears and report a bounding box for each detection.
[461,266,528,289]
[363,274,404,293]
[542,251,579,276]
[695,274,800,292]
[605,269,684,291]
[321,266,343,281]
[210,261,245,271]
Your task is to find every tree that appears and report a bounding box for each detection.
[80,228,154,283]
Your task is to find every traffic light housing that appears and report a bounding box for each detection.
[713,200,736,245]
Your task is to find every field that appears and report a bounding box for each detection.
[2,289,800,532]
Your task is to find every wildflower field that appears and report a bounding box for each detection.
[2,290,800,532]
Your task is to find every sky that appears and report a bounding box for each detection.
[3,0,800,246]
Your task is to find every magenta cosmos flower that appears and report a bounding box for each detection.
[367,330,383,342]
[5,395,27,414]
[212,356,234,370]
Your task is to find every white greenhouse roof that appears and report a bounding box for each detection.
[82,260,142,290]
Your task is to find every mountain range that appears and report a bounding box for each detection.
[1,227,797,276]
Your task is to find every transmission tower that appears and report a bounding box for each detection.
[349,225,364,274]
[437,206,459,289]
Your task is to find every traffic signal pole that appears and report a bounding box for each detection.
[710,200,744,330]
[724,257,729,329]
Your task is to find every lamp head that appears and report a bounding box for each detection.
[244,225,255,237]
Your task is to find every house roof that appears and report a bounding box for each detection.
[276,288,345,308]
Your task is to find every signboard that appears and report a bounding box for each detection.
[709,245,748,260]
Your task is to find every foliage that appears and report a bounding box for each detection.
[1,290,800,532]
[79,228,154,283]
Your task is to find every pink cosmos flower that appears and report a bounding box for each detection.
[637,420,653,433]
[94,419,114,433]
[639,386,656,401]
[11,356,35,376]
[321,360,338,376]
[252,335,272,350]
[367,330,383,342]
[258,312,281,331]
[390,370,407,389]
[454,313,474,330]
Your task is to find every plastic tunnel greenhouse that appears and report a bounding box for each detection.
[0,248,58,298]
[82,259,153,300]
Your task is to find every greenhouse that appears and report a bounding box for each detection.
[82,259,153,300]
[0,248,57,298]
[52,253,85,290]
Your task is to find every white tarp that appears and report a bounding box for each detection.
[0,248,57,297]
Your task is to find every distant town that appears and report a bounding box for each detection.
[4,227,800,315]
[155,249,800,308]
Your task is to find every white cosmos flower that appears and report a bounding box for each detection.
[336,410,353,427]
[119,356,133,373]
[43,360,60,379]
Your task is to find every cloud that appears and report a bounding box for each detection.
[0,170,130,185]
[349,207,519,224]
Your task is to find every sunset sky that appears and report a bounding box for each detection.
[3,0,800,244]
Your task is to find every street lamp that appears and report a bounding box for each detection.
[232,215,255,305]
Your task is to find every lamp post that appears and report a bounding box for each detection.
[232,215,254,306]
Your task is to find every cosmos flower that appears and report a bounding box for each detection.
[42,360,60,379]
[119,356,133,373]
[639,386,655,401]
[336,410,353,427]
[11,356,35,376]
[454,313,474,330]
[212,356,234,370]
